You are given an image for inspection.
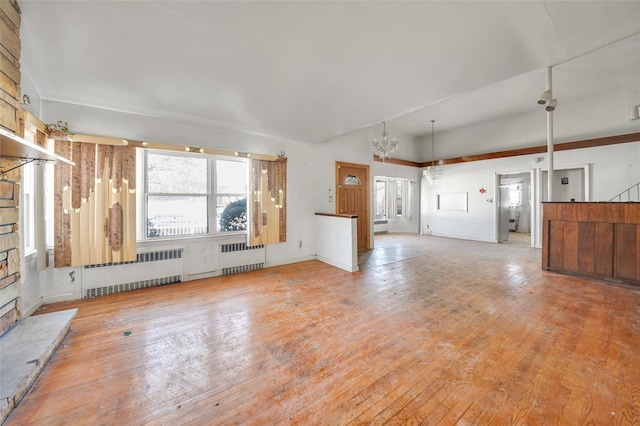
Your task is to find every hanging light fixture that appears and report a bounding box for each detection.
[371,121,399,162]
[423,120,442,185]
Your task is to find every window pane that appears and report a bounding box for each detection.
[375,181,386,219]
[216,159,247,232]
[216,159,247,194]
[147,195,208,237]
[344,174,360,185]
[147,153,208,194]
[396,181,402,216]
[217,195,247,232]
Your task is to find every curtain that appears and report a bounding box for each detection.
[35,129,47,271]
[249,157,286,246]
[54,141,136,267]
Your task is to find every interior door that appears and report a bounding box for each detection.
[336,162,370,250]
[498,185,510,242]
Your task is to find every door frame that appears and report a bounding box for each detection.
[495,164,590,248]
[535,163,590,247]
[335,161,371,250]
[495,169,535,246]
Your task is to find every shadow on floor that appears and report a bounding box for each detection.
[358,233,429,270]
[501,232,531,245]
[359,232,532,270]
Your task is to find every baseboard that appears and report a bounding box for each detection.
[21,297,43,318]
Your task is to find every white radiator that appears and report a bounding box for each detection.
[219,243,265,275]
[82,249,183,298]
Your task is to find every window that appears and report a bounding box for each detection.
[144,151,247,238]
[216,158,248,231]
[396,181,403,217]
[21,128,36,254]
[375,180,386,219]
[507,183,522,208]
[344,174,361,185]
[374,177,410,220]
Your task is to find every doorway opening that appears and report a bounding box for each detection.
[497,164,590,247]
[497,171,533,245]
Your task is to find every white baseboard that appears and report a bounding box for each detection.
[21,297,43,318]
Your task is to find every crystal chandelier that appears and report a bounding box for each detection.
[371,121,399,162]
[423,120,442,185]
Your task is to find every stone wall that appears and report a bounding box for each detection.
[0,0,23,336]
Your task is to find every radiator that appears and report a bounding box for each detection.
[219,242,265,275]
[82,249,183,298]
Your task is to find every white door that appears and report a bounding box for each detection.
[498,185,510,242]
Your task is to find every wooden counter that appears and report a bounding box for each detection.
[542,202,640,286]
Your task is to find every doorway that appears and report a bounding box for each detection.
[540,168,586,202]
[497,164,589,248]
[497,171,533,245]
[336,161,370,250]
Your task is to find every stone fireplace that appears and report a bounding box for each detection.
[0,0,23,336]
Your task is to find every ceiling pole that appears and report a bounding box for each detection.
[546,66,554,202]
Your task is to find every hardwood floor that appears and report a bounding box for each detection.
[6,234,640,425]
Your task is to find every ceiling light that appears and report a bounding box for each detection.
[423,120,442,185]
[371,121,399,162]
[545,99,557,112]
[537,90,551,105]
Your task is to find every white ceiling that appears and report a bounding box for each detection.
[19,1,640,145]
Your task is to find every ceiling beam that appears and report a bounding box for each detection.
[416,132,640,167]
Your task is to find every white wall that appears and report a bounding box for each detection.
[420,87,640,161]
[19,65,43,119]
[320,126,423,239]
[315,215,358,272]
[542,168,584,202]
[418,87,640,245]
[421,141,640,244]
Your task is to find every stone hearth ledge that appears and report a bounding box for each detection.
[0,308,77,423]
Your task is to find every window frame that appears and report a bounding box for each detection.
[141,149,248,240]
[215,157,249,232]
[375,180,387,219]
[374,177,411,221]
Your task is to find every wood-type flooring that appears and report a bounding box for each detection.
[6,234,640,425]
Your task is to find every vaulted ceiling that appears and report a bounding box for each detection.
[19,1,640,146]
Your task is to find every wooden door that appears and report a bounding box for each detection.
[336,162,370,250]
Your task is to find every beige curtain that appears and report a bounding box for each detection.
[249,157,287,246]
[54,141,136,267]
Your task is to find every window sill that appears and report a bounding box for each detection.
[138,231,247,244]
[24,250,37,262]
[137,232,248,248]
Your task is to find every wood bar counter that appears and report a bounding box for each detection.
[542,202,640,286]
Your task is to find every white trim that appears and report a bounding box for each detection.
[494,168,536,247]
[21,297,43,318]
[140,149,249,240]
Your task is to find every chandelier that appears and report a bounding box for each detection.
[371,121,399,162]
[423,120,442,185]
